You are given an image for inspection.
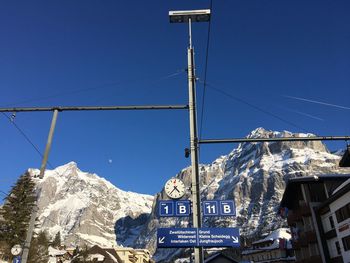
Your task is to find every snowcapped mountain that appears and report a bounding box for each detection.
[27,128,350,262]
[29,162,154,247]
[126,128,350,262]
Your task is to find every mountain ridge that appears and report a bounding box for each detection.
[23,128,350,262]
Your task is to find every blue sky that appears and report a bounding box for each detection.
[0,0,349,200]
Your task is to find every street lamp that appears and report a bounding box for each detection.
[169,9,211,263]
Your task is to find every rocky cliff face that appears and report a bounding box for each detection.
[29,162,154,247]
[127,128,350,262]
[28,128,350,262]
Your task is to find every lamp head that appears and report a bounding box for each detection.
[169,9,211,23]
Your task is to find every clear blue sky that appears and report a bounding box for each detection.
[0,0,349,200]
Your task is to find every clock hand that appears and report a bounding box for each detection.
[169,188,176,195]
[173,186,180,193]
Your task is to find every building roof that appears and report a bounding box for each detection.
[280,174,350,208]
[87,245,123,263]
[252,228,291,246]
[204,251,239,263]
[317,178,350,211]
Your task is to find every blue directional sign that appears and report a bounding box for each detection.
[219,200,236,216]
[157,228,198,248]
[203,201,219,216]
[157,227,240,248]
[159,201,174,217]
[175,200,190,216]
[198,228,240,247]
[13,256,21,263]
[158,200,190,217]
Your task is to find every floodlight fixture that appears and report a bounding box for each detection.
[169,9,211,23]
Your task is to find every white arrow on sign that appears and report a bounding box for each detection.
[231,236,239,243]
[158,237,165,244]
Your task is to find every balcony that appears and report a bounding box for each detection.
[295,255,323,263]
[300,202,311,216]
[330,256,344,263]
[305,230,317,243]
[324,229,337,239]
[288,210,302,224]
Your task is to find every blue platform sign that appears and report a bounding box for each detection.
[202,201,219,216]
[157,227,240,248]
[175,200,190,216]
[219,200,236,216]
[13,256,21,263]
[158,201,174,217]
[158,200,190,217]
[198,228,240,247]
[157,228,197,247]
[203,200,236,216]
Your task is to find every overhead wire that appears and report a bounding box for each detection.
[199,0,213,150]
[1,112,54,168]
[3,69,186,107]
[199,81,309,133]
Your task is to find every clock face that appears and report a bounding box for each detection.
[11,244,22,256]
[164,178,186,199]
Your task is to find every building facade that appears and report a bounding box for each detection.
[280,174,350,263]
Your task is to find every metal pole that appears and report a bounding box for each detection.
[22,110,59,263]
[39,109,59,178]
[187,18,204,263]
[199,136,350,144]
[0,105,188,113]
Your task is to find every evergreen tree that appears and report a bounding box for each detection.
[28,231,49,263]
[51,231,61,248]
[0,172,36,247]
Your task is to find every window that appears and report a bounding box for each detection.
[335,241,341,255]
[335,205,350,223]
[329,216,335,229]
[342,235,350,251]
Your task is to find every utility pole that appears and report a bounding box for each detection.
[187,18,204,263]
[21,109,59,263]
[169,9,211,263]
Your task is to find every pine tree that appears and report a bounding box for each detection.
[0,172,36,248]
[51,231,61,248]
[28,231,49,263]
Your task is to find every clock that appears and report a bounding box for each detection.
[164,178,186,199]
[11,244,22,256]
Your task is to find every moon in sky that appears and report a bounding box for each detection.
[108,159,113,164]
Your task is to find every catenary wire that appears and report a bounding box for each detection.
[2,69,186,107]
[199,0,213,147]
[1,112,54,169]
[199,81,309,133]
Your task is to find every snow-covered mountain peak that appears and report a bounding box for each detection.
[27,163,154,247]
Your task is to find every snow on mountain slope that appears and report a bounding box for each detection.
[129,128,350,262]
[24,128,350,262]
[29,162,154,247]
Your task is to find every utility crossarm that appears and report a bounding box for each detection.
[0,105,189,112]
[199,136,350,144]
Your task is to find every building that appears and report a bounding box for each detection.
[86,245,122,263]
[114,247,152,263]
[280,174,350,263]
[204,251,239,263]
[241,228,295,262]
[83,245,153,263]
[317,178,350,263]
